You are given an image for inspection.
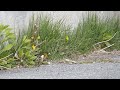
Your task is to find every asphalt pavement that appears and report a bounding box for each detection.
[0,63,120,79]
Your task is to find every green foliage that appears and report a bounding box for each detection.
[26,14,68,60]
[14,32,37,67]
[1,13,120,70]
[73,13,120,53]
[0,24,16,69]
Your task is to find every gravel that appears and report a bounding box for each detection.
[0,63,120,79]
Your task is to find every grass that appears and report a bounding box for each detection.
[73,13,120,53]
[24,13,120,60]
[1,12,120,69]
[26,14,73,60]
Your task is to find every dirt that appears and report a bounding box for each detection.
[52,50,120,64]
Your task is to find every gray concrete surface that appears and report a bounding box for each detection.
[0,63,120,79]
[0,11,116,29]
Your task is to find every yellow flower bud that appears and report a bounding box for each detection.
[66,35,69,42]
[32,45,36,50]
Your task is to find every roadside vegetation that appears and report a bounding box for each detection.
[0,13,120,70]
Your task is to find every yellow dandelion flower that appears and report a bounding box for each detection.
[32,45,36,50]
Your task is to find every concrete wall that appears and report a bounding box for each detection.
[0,11,118,30]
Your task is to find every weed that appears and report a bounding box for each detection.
[1,12,120,70]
